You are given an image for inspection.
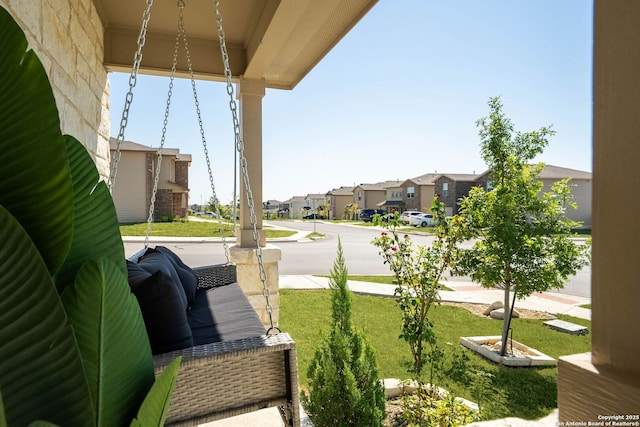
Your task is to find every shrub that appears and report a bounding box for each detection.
[301,238,386,426]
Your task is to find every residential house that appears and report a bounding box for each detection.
[400,173,438,213]
[433,173,479,216]
[109,138,191,223]
[282,196,306,219]
[326,186,354,219]
[475,164,592,227]
[263,199,281,219]
[352,181,398,211]
[304,193,329,216]
[376,180,404,214]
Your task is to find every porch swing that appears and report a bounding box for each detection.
[109,1,300,426]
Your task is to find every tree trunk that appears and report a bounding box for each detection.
[500,283,511,356]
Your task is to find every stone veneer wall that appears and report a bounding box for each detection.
[1,0,110,179]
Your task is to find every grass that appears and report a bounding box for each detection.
[579,303,591,309]
[119,221,296,238]
[306,232,325,239]
[279,289,591,420]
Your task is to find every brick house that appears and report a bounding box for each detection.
[399,173,438,212]
[109,138,191,222]
[433,173,479,215]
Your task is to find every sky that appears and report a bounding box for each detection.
[109,0,593,206]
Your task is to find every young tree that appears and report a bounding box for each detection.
[301,238,386,427]
[372,198,464,377]
[457,97,591,356]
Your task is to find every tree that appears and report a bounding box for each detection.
[301,238,386,427]
[457,97,591,356]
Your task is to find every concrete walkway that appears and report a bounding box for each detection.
[279,275,591,320]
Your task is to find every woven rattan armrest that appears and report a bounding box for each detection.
[193,263,237,289]
[154,333,300,426]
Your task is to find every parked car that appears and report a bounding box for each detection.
[409,213,438,227]
[196,211,217,218]
[359,209,388,222]
[400,210,424,224]
[303,213,325,220]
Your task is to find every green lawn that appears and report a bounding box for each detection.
[119,221,296,238]
[279,289,591,420]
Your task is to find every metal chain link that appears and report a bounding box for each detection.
[109,0,154,192]
[180,3,230,263]
[214,0,278,333]
[143,6,182,248]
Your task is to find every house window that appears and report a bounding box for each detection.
[407,187,415,198]
[487,180,495,191]
[358,191,362,201]
[442,182,449,197]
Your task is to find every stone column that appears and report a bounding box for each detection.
[229,244,282,330]
[230,77,282,329]
[236,77,266,248]
[558,0,640,420]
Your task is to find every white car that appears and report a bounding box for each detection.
[409,213,437,227]
[400,211,424,224]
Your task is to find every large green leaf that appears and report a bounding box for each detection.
[0,388,6,427]
[61,259,155,426]
[54,135,126,293]
[0,206,93,426]
[0,7,73,274]
[130,357,181,427]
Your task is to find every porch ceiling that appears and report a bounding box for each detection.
[94,0,378,90]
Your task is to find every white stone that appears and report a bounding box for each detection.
[489,307,520,319]
[483,300,504,315]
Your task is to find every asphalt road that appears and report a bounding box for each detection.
[123,220,591,298]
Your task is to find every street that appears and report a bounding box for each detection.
[123,220,591,298]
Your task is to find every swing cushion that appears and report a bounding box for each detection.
[153,246,198,307]
[189,283,266,345]
[137,250,189,310]
[126,261,194,354]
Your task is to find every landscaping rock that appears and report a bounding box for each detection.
[483,301,504,316]
[489,307,520,320]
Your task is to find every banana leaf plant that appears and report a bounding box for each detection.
[0,6,179,426]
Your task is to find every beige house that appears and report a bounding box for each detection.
[304,193,328,216]
[326,186,354,219]
[281,196,306,219]
[109,139,191,223]
[539,165,592,228]
[475,164,592,227]
[3,0,638,420]
[353,180,401,210]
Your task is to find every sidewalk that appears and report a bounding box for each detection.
[279,275,591,320]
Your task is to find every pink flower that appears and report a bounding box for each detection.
[381,232,387,236]
[392,247,398,251]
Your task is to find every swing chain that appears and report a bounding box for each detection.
[179,1,230,262]
[109,0,154,192]
[214,0,278,333]
[143,5,183,248]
